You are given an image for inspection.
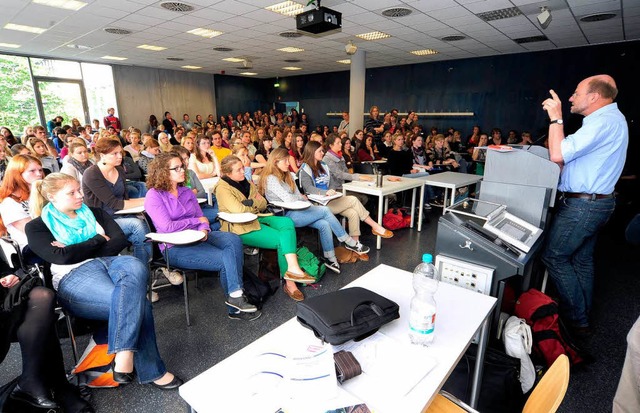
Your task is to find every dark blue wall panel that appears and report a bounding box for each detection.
[215,41,639,139]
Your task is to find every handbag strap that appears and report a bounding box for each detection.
[350,301,383,326]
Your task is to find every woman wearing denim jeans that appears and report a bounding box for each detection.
[25,173,181,389]
[258,148,370,273]
[144,153,259,321]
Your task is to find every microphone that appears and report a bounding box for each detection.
[527,134,547,150]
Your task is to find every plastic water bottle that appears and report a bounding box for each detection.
[409,253,440,346]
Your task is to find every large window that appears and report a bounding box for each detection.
[0,55,117,135]
[0,55,39,135]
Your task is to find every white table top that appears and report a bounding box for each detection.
[342,176,425,196]
[199,177,220,192]
[420,171,483,188]
[179,264,496,413]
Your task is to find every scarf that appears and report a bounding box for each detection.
[328,149,342,159]
[222,176,251,199]
[68,157,93,175]
[412,145,426,165]
[41,203,98,246]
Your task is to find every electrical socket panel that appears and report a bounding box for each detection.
[435,255,494,295]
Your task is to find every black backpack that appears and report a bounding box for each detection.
[242,268,278,310]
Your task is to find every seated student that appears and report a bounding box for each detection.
[254,135,273,168]
[122,150,147,199]
[189,135,220,179]
[60,141,93,186]
[341,137,355,173]
[259,148,369,273]
[82,138,178,284]
[471,133,489,175]
[215,155,315,301]
[386,134,436,206]
[26,138,59,174]
[1,264,92,412]
[299,141,393,240]
[172,145,219,230]
[123,131,143,162]
[0,155,44,263]
[144,153,258,320]
[357,134,380,162]
[323,134,373,191]
[137,138,161,176]
[25,173,182,390]
[427,134,460,171]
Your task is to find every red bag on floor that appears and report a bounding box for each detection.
[382,208,410,230]
[514,289,585,367]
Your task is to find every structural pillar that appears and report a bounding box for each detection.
[348,49,366,134]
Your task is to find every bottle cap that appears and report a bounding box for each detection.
[422,253,433,263]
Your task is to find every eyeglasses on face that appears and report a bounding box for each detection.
[169,165,185,172]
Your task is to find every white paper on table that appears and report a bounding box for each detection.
[217,212,258,223]
[115,205,144,214]
[307,192,343,206]
[270,200,311,210]
[334,332,437,401]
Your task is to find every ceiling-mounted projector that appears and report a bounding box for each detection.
[296,6,342,34]
[537,6,552,29]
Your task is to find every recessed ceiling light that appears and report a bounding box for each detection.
[283,66,302,70]
[187,28,223,38]
[4,23,47,34]
[410,49,439,56]
[33,0,87,11]
[278,47,304,53]
[223,57,244,63]
[240,72,258,76]
[182,65,202,69]
[356,31,391,41]
[137,44,167,51]
[101,55,128,61]
[477,7,522,22]
[266,1,304,17]
[0,43,21,48]
[336,59,350,64]
[160,2,194,12]
[104,27,132,35]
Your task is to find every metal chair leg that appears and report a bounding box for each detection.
[64,311,79,365]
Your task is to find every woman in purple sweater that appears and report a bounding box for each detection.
[144,153,259,321]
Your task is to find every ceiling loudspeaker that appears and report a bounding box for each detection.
[345,41,358,55]
[537,6,552,29]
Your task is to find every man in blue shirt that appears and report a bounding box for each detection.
[541,75,628,337]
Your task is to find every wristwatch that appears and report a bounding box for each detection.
[550,119,564,125]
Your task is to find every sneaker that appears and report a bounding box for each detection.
[345,241,370,255]
[225,295,258,313]
[324,259,341,274]
[243,247,259,256]
[148,291,159,303]
[228,310,262,321]
[157,267,184,286]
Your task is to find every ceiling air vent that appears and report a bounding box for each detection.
[279,31,303,38]
[167,57,184,61]
[104,27,132,35]
[160,2,194,12]
[382,8,412,18]
[284,59,301,63]
[213,47,233,52]
[514,35,548,44]
[580,13,616,22]
[477,7,522,22]
[441,35,466,41]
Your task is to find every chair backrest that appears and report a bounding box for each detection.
[140,212,166,264]
[522,354,570,413]
[0,236,26,272]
